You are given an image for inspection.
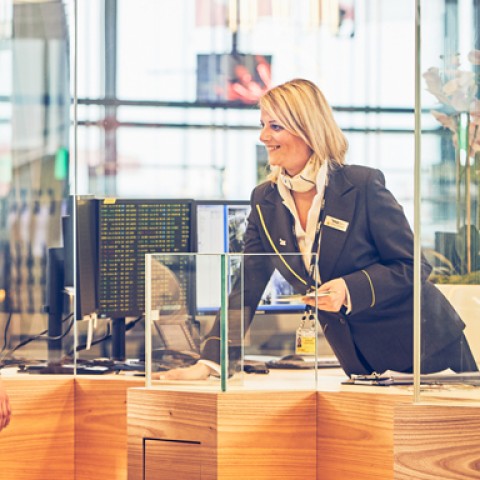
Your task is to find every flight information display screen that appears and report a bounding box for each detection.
[97,199,193,318]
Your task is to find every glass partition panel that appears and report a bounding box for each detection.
[416,0,480,402]
[75,0,419,204]
[0,0,74,376]
[145,253,323,392]
[72,0,422,381]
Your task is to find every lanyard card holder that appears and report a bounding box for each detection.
[295,309,316,356]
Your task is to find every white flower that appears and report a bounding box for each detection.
[424,67,476,112]
[443,71,477,111]
[424,53,480,157]
[431,110,457,132]
[423,67,450,105]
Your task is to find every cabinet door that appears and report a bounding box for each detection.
[145,439,202,480]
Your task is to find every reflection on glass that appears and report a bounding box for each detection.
[145,253,323,391]
[0,0,73,372]
[418,0,480,401]
[77,0,420,206]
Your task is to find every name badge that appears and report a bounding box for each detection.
[295,313,316,356]
[324,215,349,232]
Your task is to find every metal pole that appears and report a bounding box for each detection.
[413,0,422,403]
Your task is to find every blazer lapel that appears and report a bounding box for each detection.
[255,186,310,286]
[318,169,357,282]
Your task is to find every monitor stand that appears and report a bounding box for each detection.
[111,317,126,361]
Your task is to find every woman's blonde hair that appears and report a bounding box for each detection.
[259,78,348,182]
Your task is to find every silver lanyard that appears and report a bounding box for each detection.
[307,199,325,290]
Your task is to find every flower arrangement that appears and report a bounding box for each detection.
[423,51,480,157]
[423,51,480,276]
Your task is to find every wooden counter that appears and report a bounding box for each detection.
[128,388,317,480]
[0,374,143,480]
[1,371,480,479]
[0,376,74,480]
[74,376,145,480]
[127,371,480,480]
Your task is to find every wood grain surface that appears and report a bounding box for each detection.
[128,388,217,480]
[0,376,75,480]
[394,404,480,479]
[317,391,409,480]
[74,377,144,480]
[217,391,316,479]
[128,388,316,479]
[2,375,480,480]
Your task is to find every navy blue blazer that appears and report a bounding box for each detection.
[202,164,467,375]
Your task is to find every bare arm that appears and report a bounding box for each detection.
[0,378,11,432]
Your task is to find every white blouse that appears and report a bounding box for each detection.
[277,161,351,310]
[277,162,328,272]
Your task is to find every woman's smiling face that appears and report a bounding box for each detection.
[259,109,312,176]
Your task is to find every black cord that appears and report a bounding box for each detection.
[73,314,144,353]
[0,313,74,362]
[126,314,144,331]
[0,312,13,354]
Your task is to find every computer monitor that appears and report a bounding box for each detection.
[75,196,98,319]
[96,198,194,319]
[195,200,249,313]
[75,197,195,360]
[61,197,74,289]
[194,200,301,314]
[76,197,195,318]
[44,246,65,360]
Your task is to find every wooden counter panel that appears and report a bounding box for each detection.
[317,391,408,480]
[394,404,480,479]
[0,376,74,480]
[217,391,317,479]
[144,439,202,480]
[128,389,316,480]
[127,389,217,480]
[4,375,479,480]
[74,377,143,480]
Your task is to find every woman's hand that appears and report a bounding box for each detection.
[302,278,347,312]
[0,379,11,432]
[152,362,212,381]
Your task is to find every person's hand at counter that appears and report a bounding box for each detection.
[0,378,11,432]
[152,362,212,381]
[302,278,347,312]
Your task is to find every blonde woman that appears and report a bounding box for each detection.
[159,78,477,380]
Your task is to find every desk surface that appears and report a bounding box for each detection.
[3,364,480,405]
